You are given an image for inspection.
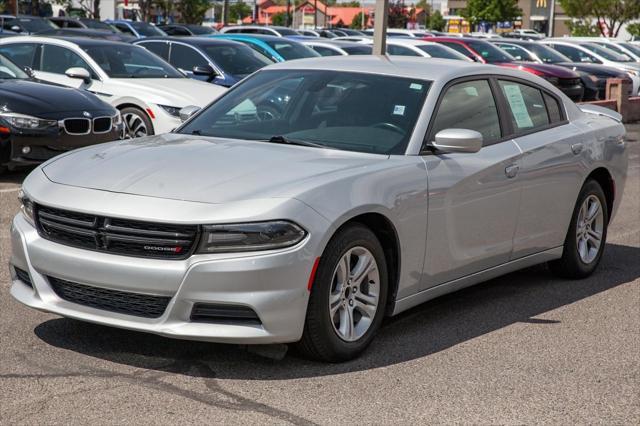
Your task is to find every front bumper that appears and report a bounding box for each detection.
[10,211,320,344]
[557,82,584,102]
[0,126,123,168]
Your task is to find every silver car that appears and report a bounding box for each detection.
[10,57,628,362]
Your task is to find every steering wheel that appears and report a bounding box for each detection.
[371,122,406,135]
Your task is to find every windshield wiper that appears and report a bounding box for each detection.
[266,135,327,149]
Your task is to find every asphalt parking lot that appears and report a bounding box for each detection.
[0,125,638,425]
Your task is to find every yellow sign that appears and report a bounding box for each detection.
[536,0,547,7]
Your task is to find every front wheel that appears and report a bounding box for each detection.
[548,179,609,279]
[121,107,154,139]
[297,224,388,362]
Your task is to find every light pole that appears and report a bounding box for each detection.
[372,0,389,56]
[548,0,556,37]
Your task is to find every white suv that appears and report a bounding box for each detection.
[0,36,227,137]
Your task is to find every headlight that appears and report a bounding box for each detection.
[197,221,306,253]
[17,189,35,227]
[0,112,57,130]
[158,105,181,118]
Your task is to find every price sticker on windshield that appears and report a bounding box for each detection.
[393,105,406,116]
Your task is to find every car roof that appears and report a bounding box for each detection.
[386,38,437,46]
[302,40,367,48]
[0,35,130,47]
[137,36,244,47]
[216,33,288,42]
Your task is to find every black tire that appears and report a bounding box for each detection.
[548,179,609,279]
[297,223,388,362]
[120,107,154,139]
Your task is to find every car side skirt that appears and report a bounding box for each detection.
[391,247,563,315]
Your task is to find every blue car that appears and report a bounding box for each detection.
[210,34,319,62]
[105,20,166,39]
[135,37,274,87]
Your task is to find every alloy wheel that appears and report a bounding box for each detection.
[329,246,380,342]
[123,112,149,139]
[576,194,604,264]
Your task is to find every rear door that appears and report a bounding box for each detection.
[420,78,522,288]
[495,78,584,258]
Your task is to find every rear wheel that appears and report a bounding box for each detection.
[297,224,388,362]
[549,179,609,278]
[121,107,153,139]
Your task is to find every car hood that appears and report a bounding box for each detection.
[107,78,226,107]
[497,62,579,78]
[0,79,113,117]
[42,133,388,204]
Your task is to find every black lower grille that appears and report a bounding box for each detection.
[49,276,171,318]
[560,78,581,87]
[35,204,198,259]
[190,303,262,325]
[14,267,33,288]
[93,117,112,133]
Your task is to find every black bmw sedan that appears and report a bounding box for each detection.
[0,54,122,174]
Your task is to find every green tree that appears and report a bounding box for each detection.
[559,0,640,37]
[177,0,210,24]
[628,22,640,37]
[567,20,601,36]
[350,10,369,29]
[429,9,446,31]
[462,0,521,28]
[271,11,287,26]
[229,0,252,23]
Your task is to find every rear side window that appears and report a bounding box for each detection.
[544,93,563,123]
[0,43,37,68]
[498,80,549,133]
[430,79,502,145]
[139,41,169,60]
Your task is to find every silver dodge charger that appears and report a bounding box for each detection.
[10,57,628,361]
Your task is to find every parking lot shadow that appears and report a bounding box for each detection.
[34,243,640,380]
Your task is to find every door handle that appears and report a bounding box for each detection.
[505,164,519,178]
[571,143,584,155]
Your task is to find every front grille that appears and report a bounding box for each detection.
[14,267,33,288]
[93,117,112,133]
[36,204,199,259]
[63,118,90,135]
[190,303,262,325]
[49,276,171,318]
[559,78,581,87]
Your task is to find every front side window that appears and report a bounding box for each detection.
[0,43,37,68]
[498,80,550,133]
[83,44,183,78]
[201,44,272,77]
[138,41,169,60]
[39,45,95,78]
[552,44,599,63]
[170,44,208,70]
[115,23,134,35]
[429,80,501,145]
[526,43,571,64]
[497,44,534,61]
[438,41,474,59]
[179,70,430,155]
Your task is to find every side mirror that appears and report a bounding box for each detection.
[23,66,35,78]
[65,67,91,84]
[431,128,482,154]
[192,64,218,82]
[179,105,201,122]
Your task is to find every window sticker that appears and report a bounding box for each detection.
[464,86,479,97]
[393,105,406,116]
[503,84,534,128]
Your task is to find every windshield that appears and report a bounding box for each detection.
[273,27,299,36]
[418,44,469,60]
[525,43,571,63]
[84,44,183,78]
[0,53,28,79]
[178,70,430,155]
[342,45,372,55]
[131,21,166,37]
[262,39,319,60]
[581,43,632,62]
[187,25,215,35]
[620,42,640,56]
[81,19,118,32]
[466,40,514,63]
[10,17,56,32]
[201,44,272,78]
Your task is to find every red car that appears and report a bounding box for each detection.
[429,37,584,101]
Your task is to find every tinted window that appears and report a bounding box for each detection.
[81,20,116,31]
[0,53,29,79]
[8,17,56,33]
[498,80,549,133]
[417,44,468,60]
[84,44,183,78]
[342,45,372,55]
[262,39,319,60]
[201,44,272,77]
[0,43,37,68]
[387,44,420,56]
[130,22,165,37]
[237,40,277,61]
[179,70,430,155]
[552,44,599,63]
[497,44,534,61]
[466,40,514,63]
[39,45,95,77]
[165,26,190,36]
[187,25,215,35]
[115,23,134,35]
[544,93,563,123]
[139,41,169,60]
[430,80,501,145]
[170,44,208,70]
[525,43,571,64]
[581,43,631,62]
[310,45,342,56]
[439,41,474,59]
